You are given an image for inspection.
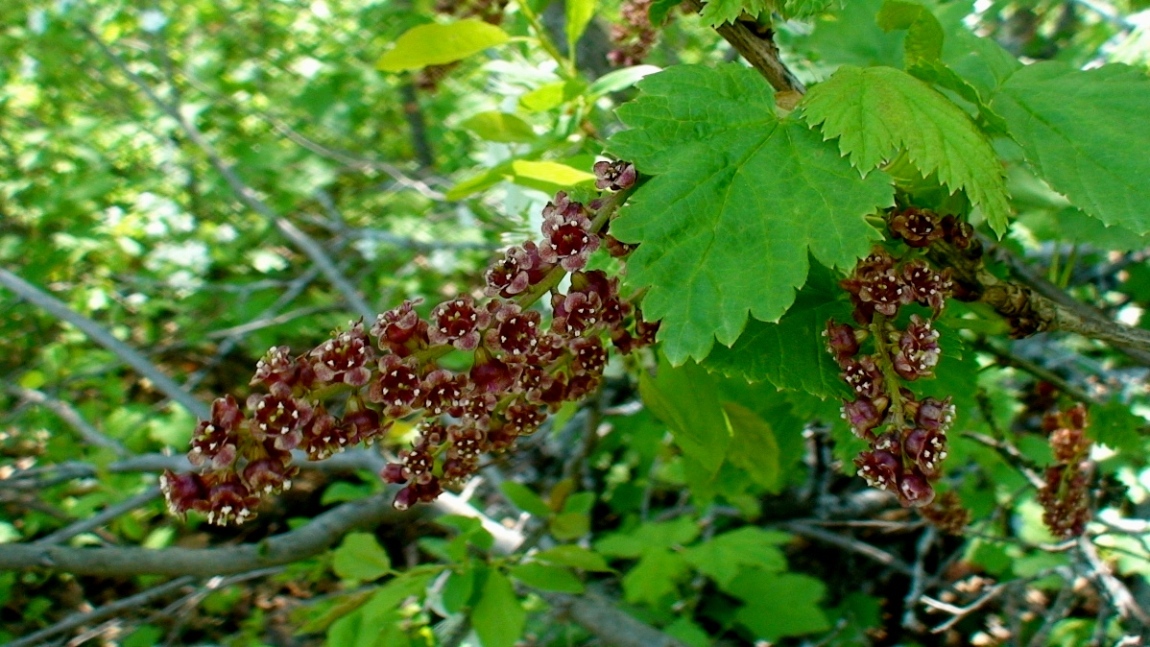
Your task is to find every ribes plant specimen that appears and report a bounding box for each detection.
[828,207,972,508]
[1037,403,1094,538]
[162,161,649,525]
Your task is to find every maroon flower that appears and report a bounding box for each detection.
[889,208,944,248]
[189,395,245,469]
[368,355,425,418]
[855,449,901,492]
[824,319,862,366]
[242,453,299,495]
[203,474,261,525]
[250,382,313,450]
[897,469,936,507]
[902,261,953,314]
[915,396,954,432]
[311,320,375,387]
[485,303,542,359]
[428,296,489,350]
[421,369,467,417]
[371,300,428,357]
[469,349,517,394]
[570,336,608,376]
[593,160,637,191]
[841,356,885,400]
[161,470,208,518]
[892,315,941,380]
[485,241,552,298]
[903,427,947,478]
[841,397,886,438]
[251,346,298,387]
[505,400,547,436]
[539,192,600,272]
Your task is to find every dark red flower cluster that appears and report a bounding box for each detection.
[165,163,653,524]
[1037,404,1093,538]
[608,0,659,66]
[829,210,962,508]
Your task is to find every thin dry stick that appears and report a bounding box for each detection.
[0,268,210,420]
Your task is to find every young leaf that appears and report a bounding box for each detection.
[594,516,701,557]
[609,64,892,363]
[534,545,614,572]
[991,62,1150,234]
[682,527,791,587]
[441,567,477,614]
[460,112,537,143]
[549,512,591,540]
[565,0,597,49]
[622,549,691,605]
[801,65,1011,235]
[509,562,585,593]
[639,352,732,474]
[726,570,831,640]
[501,481,552,517]
[332,532,392,582]
[722,402,781,491]
[377,19,510,72]
[471,570,526,647]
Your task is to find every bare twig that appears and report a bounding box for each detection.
[82,26,376,323]
[6,386,128,456]
[33,487,162,546]
[0,268,210,420]
[778,520,915,575]
[680,0,806,95]
[6,576,195,647]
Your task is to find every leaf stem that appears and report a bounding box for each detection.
[870,313,905,429]
[514,0,574,78]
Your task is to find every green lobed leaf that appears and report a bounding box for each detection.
[471,570,526,647]
[377,19,510,72]
[565,0,597,49]
[622,549,691,605]
[609,64,892,363]
[1090,399,1144,455]
[702,262,853,396]
[698,0,773,26]
[682,527,790,587]
[332,532,392,582]
[722,402,781,491]
[639,352,732,474]
[990,62,1150,234]
[800,65,1011,235]
[594,516,701,557]
[508,562,585,593]
[649,0,681,24]
[726,570,831,640]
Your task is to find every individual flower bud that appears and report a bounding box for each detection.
[371,300,429,357]
[368,354,424,418]
[856,448,901,491]
[593,160,638,191]
[485,241,553,298]
[505,400,547,436]
[940,215,976,250]
[485,303,542,359]
[603,234,637,258]
[824,319,863,365]
[902,261,953,315]
[204,474,261,525]
[842,397,886,439]
[250,382,313,450]
[897,470,936,507]
[842,356,885,400]
[189,395,245,469]
[161,470,208,518]
[311,320,375,387]
[242,454,299,495]
[428,296,489,350]
[251,346,298,387]
[888,207,944,248]
[903,427,948,478]
[914,396,954,432]
[421,369,467,417]
[570,336,608,376]
[469,348,517,394]
[539,192,600,272]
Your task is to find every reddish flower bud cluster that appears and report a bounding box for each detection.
[608,0,659,67]
[166,165,653,524]
[1037,404,1093,538]
[829,210,961,508]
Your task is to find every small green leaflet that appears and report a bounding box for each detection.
[377,19,510,72]
[608,64,892,364]
[565,0,597,49]
[991,62,1150,235]
[639,352,732,474]
[471,569,526,647]
[800,65,1011,235]
[876,0,943,65]
[723,402,781,491]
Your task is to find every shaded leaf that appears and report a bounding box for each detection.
[509,562,585,593]
[722,402,781,491]
[639,352,731,474]
[471,570,526,647]
[332,532,391,582]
